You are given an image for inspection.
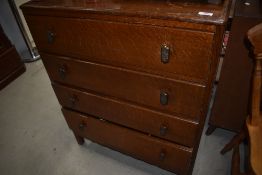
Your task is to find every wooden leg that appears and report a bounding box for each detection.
[221,129,246,155]
[73,132,85,145]
[205,125,217,136]
[231,145,241,175]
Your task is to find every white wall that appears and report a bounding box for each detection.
[0,0,31,60]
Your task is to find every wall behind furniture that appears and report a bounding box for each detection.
[0,0,31,61]
[15,0,34,47]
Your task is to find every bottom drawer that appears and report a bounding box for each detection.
[62,109,193,175]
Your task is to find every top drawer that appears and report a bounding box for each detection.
[26,15,214,83]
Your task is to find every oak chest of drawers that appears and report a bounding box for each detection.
[21,0,231,174]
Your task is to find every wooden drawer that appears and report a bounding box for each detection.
[62,108,193,175]
[26,15,214,83]
[43,54,206,121]
[53,83,199,147]
[0,47,22,80]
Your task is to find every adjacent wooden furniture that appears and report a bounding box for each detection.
[225,23,262,175]
[209,0,262,133]
[247,23,262,175]
[21,0,231,174]
[0,25,25,90]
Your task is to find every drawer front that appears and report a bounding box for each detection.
[0,32,11,54]
[62,108,192,175]
[0,47,22,80]
[53,83,199,147]
[26,15,214,83]
[43,54,205,120]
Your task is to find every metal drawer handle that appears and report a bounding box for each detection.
[159,150,166,161]
[47,31,55,44]
[160,91,168,105]
[79,123,86,131]
[69,95,78,108]
[160,125,168,136]
[161,44,170,64]
[58,65,67,79]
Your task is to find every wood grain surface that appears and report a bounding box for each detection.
[26,15,214,84]
[63,108,193,175]
[21,0,230,174]
[21,0,231,25]
[53,83,199,147]
[42,54,206,121]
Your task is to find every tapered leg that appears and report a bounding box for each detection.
[73,132,85,145]
[205,125,217,136]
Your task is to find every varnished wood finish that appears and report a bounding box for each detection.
[246,121,262,175]
[53,83,199,147]
[0,26,25,90]
[222,23,262,175]
[43,54,206,121]
[21,0,231,25]
[0,64,25,90]
[0,47,23,80]
[210,0,262,133]
[62,108,192,175]
[73,132,84,145]
[22,0,231,174]
[246,23,262,175]
[26,15,214,83]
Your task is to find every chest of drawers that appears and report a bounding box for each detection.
[21,0,231,174]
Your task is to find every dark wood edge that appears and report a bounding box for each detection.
[23,12,217,33]
[20,0,232,26]
[0,65,26,90]
[0,47,16,59]
[186,24,227,174]
[205,125,217,135]
[62,107,193,175]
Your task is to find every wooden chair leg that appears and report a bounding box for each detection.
[231,145,241,175]
[221,129,246,154]
[73,132,85,145]
[205,125,217,136]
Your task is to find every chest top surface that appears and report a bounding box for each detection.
[21,0,231,25]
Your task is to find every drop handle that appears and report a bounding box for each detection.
[47,31,56,44]
[58,65,67,79]
[159,151,166,161]
[161,44,170,64]
[79,123,86,131]
[69,95,78,108]
[160,125,168,136]
[160,91,168,105]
